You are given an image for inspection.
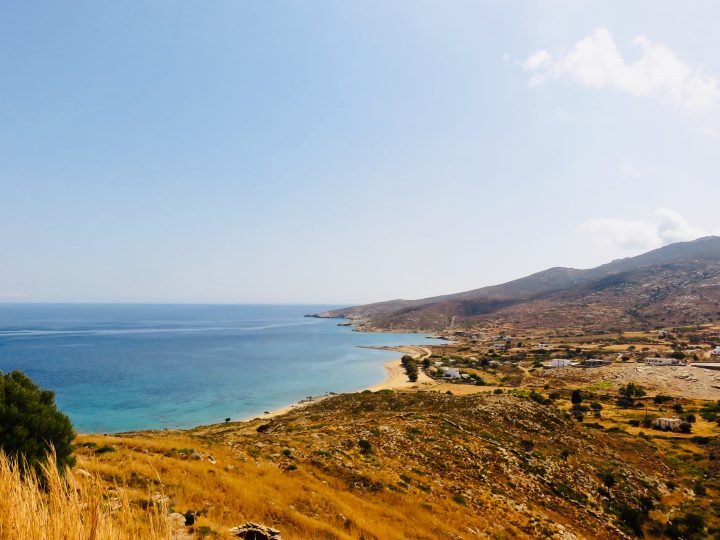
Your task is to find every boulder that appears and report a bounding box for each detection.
[168,513,186,528]
[229,522,283,539]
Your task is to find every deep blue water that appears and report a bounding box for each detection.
[0,304,433,433]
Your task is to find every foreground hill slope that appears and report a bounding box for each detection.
[313,237,720,333]
[74,392,685,539]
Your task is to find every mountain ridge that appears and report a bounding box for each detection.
[313,236,720,333]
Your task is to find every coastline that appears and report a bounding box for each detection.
[246,346,435,422]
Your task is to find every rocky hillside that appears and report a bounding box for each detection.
[312,237,720,333]
[76,391,694,539]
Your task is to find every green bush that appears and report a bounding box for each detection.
[0,370,75,476]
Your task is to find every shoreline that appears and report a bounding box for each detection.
[244,346,435,423]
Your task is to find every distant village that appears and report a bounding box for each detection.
[410,324,720,433]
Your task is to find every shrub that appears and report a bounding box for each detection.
[601,471,615,488]
[618,504,645,536]
[358,439,372,455]
[0,370,75,476]
[693,481,706,496]
[678,422,692,434]
[570,390,583,404]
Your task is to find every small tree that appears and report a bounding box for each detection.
[0,370,75,476]
[571,389,583,405]
[617,383,645,408]
[678,422,692,434]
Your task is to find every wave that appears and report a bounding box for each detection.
[0,320,321,338]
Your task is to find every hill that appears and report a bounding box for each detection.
[66,390,712,539]
[311,237,720,334]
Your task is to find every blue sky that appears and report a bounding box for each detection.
[1,1,719,304]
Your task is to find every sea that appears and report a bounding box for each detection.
[0,304,434,433]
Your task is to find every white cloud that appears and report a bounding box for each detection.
[522,28,720,114]
[522,50,552,70]
[655,208,706,244]
[579,217,659,249]
[621,160,657,178]
[579,208,708,250]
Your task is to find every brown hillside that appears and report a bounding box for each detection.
[312,237,720,333]
[72,392,682,539]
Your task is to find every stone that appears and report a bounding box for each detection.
[229,522,283,539]
[168,512,186,528]
[75,468,92,479]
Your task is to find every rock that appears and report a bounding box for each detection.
[229,522,283,539]
[75,468,92,479]
[151,493,170,506]
[207,455,217,464]
[168,512,186,528]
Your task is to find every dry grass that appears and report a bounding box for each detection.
[74,431,487,539]
[0,451,171,540]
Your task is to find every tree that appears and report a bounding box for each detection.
[0,370,75,476]
[678,422,692,434]
[617,383,646,408]
[571,389,583,405]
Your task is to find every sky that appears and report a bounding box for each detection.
[1,1,719,304]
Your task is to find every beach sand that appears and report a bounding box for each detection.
[364,358,434,391]
[250,350,435,422]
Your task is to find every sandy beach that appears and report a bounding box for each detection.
[364,358,434,391]
[250,348,435,421]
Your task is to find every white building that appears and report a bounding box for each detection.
[655,417,682,430]
[549,359,572,368]
[441,367,461,379]
[712,347,720,357]
[578,358,610,368]
[492,342,507,351]
[644,357,683,366]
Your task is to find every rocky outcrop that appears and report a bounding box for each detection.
[229,522,282,539]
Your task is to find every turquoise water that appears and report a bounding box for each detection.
[0,304,433,433]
